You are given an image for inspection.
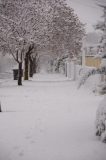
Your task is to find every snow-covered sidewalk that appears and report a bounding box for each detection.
[0,73,105,160]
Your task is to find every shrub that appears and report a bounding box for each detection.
[95,96,106,143]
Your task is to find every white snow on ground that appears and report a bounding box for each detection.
[0,73,106,160]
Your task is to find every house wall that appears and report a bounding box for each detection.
[85,56,101,68]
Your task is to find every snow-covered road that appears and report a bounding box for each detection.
[0,73,105,160]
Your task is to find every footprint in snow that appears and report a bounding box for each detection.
[19,150,24,157]
[13,146,20,150]
[30,140,36,144]
[25,135,31,140]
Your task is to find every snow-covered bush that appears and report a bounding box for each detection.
[95,96,106,143]
[96,82,106,95]
[78,66,106,94]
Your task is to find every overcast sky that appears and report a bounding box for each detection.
[66,0,105,33]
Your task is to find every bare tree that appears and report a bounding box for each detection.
[45,0,85,72]
[0,0,85,79]
[0,0,49,83]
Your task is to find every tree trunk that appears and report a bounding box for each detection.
[29,57,33,77]
[24,54,29,80]
[18,62,22,86]
[33,57,37,73]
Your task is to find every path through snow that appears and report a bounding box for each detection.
[0,73,105,160]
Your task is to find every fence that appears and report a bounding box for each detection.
[65,61,103,90]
